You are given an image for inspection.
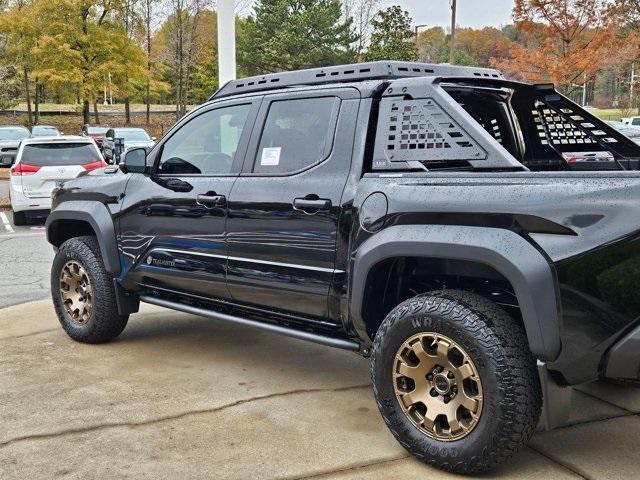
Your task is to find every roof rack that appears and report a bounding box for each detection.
[210,61,504,100]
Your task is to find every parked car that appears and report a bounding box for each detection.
[622,115,640,126]
[10,136,105,225]
[45,61,640,474]
[81,124,109,150]
[606,120,640,144]
[102,127,155,164]
[0,125,30,167]
[30,125,62,137]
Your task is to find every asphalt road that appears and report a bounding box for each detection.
[0,180,52,308]
[0,176,8,198]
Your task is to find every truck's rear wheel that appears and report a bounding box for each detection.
[370,290,541,474]
[51,236,128,343]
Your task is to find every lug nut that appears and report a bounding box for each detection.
[426,373,434,380]
[443,396,450,404]
[430,388,438,397]
[447,372,455,379]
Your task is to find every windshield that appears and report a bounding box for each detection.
[87,127,108,135]
[31,126,59,137]
[116,129,151,142]
[21,143,99,166]
[0,127,30,141]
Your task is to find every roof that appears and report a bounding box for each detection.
[211,61,504,100]
[0,125,29,130]
[21,135,94,144]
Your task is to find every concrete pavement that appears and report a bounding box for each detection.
[2,300,640,479]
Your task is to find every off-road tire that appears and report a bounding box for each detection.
[51,236,129,343]
[12,210,27,226]
[370,290,541,474]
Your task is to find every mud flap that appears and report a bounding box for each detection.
[113,279,139,315]
[537,361,572,431]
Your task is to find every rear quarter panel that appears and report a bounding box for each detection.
[353,171,640,384]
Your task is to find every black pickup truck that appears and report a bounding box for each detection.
[46,62,640,474]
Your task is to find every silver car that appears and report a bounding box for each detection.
[102,127,156,164]
[0,125,30,167]
[606,120,640,145]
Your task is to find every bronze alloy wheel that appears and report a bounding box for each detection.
[393,332,483,441]
[59,261,93,325]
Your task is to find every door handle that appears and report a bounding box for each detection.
[293,197,332,212]
[196,193,226,208]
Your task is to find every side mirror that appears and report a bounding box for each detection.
[122,147,148,174]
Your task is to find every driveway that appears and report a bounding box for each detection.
[2,300,640,479]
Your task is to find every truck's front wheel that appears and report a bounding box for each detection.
[51,236,129,343]
[370,290,541,474]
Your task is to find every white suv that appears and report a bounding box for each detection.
[10,136,106,225]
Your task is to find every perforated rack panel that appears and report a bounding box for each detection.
[210,61,504,100]
[372,97,487,169]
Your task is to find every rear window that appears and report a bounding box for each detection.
[31,126,59,136]
[21,143,100,166]
[253,97,339,174]
[116,130,151,141]
[0,128,29,141]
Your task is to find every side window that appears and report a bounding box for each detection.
[253,97,339,174]
[158,104,251,175]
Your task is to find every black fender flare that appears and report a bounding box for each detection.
[46,201,120,276]
[349,225,561,362]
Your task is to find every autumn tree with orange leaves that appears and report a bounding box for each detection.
[493,0,637,92]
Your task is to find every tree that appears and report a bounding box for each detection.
[0,66,21,109]
[492,0,627,92]
[238,0,357,75]
[456,27,510,67]
[343,0,379,59]
[417,26,447,63]
[139,0,159,124]
[153,2,215,117]
[31,0,149,124]
[0,0,39,126]
[365,5,417,62]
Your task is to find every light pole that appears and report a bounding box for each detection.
[449,0,457,64]
[217,0,237,85]
[415,24,428,44]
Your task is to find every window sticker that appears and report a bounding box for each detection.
[260,147,281,166]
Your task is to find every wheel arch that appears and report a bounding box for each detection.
[349,225,561,362]
[46,201,120,276]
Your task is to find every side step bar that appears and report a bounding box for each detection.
[140,295,361,352]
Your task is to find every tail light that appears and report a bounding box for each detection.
[83,160,108,171]
[562,151,615,163]
[11,163,41,176]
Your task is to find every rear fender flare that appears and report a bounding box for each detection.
[349,225,561,362]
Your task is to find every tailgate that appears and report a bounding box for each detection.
[21,165,85,199]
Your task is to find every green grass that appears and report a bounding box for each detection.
[588,108,639,121]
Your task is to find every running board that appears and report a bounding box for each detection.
[140,295,361,352]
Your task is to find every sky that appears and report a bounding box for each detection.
[380,0,516,29]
